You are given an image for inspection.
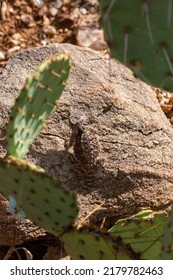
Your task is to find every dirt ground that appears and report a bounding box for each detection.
[0,0,100,66]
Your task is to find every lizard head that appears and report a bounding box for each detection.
[69,113,88,130]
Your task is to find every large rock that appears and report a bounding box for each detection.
[0,43,173,246]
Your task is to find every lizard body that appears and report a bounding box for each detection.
[65,114,100,170]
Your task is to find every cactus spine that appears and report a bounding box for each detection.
[100,0,173,90]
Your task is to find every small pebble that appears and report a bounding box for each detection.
[49,7,58,17]
[7,46,21,57]
[20,14,33,25]
[54,0,63,9]
[43,25,56,35]
[80,7,88,15]
[0,51,5,61]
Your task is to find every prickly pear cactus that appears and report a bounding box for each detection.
[161,205,173,259]
[61,227,139,260]
[100,0,173,91]
[109,210,167,260]
[0,156,78,236]
[7,53,70,158]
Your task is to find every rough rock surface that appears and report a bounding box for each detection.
[0,43,173,246]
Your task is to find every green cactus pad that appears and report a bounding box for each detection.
[0,156,78,236]
[100,0,173,90]
[7,53,70,158]
[109,210,167,260]
[61,227,139,260]
[161,205,173,259]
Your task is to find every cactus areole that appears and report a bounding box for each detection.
[100,0,173,90]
